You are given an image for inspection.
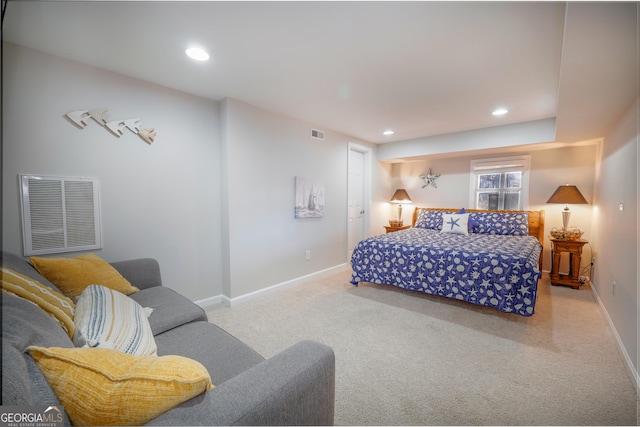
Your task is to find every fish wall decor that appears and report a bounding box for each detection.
[65,108,156,145]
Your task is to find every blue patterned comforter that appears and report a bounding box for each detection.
[350,228,543,316]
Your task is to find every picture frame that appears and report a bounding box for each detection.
[295,176,325,219]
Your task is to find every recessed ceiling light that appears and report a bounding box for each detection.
[492,108,508,116]
[383,130,395,136]
[185,47,210,61]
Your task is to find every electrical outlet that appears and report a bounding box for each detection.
[305,250,311,261]
[612,281,616,295]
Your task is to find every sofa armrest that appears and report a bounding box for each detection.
[110,258,162,290]
[148,340,335,426]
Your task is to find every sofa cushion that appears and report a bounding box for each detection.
[111,258,163,290]
[2,293,74,351]
[2,252,61,293]
[154,321,265,385]
[1,266,76,337]
[129,287,207,335]
[2,293,73,421]
[27,346,213,426]
[74,285,157,356]
[2,340,32,405]
[3,350,72,424]
[149,340,336,427]
[30,253,140,300]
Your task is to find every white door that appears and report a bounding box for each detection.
[347,145,369,259]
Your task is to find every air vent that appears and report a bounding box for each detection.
[311,128,325,140]
[20,174,102,256]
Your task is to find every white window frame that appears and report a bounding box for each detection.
[469,155,531,210]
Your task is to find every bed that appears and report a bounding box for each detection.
[350,208,545,316]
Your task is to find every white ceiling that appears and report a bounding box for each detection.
[2,1,637,145]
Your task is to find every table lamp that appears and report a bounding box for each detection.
[546,184,589,231]
[390,189,412,226]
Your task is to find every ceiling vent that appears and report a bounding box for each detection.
[311,128,325,140]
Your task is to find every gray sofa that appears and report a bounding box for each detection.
[2,251,335,425]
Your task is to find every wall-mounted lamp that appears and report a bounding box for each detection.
[546,184,589,231]
[390,189,412,226]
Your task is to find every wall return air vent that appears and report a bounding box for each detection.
[19,174,103,256]
[311,128,325,140]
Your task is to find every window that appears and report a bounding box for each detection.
[470,156,530,210]
[20,174,102,256]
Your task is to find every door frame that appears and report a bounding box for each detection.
[347,142,372,262]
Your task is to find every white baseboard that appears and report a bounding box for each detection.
[589,284,640,394]
[194,294,224,310]
[220,263,348,307]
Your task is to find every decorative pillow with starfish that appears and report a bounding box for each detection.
[440,213,469,235]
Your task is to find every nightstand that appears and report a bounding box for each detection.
[549,238,588,289]
[384,225,410,233]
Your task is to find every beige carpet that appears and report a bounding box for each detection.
[206,267,638,425]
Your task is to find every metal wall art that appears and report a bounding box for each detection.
[65,108,157,144]
[419,168,441,188]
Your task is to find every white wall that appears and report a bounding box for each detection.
[2,43,382,304]
[383,144,597,271]
[590,99,638,379]
[371,158,394,236]
[2,43,224,301]
[220,98,374,299]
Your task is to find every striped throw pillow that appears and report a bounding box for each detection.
[73,285,157,356]
[1,266,76,338]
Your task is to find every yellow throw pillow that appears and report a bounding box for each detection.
[1,267,75,337]
[30,253,139,300]
[27,346,214,426]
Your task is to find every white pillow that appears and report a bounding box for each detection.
[73,285,157,356]
[441,213,469,235]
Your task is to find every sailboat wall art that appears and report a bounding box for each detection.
[295,176,325,219]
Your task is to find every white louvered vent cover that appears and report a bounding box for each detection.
[20,174,102,256]
[311,128,325,140]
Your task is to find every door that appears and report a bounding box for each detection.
[348,145,370,260]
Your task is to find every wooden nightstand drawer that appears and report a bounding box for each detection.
[553,242,582,254]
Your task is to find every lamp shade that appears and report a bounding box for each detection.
[546,185,589,204]
[390,189,412,204]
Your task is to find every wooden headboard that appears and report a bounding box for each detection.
[411,207,545,246]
